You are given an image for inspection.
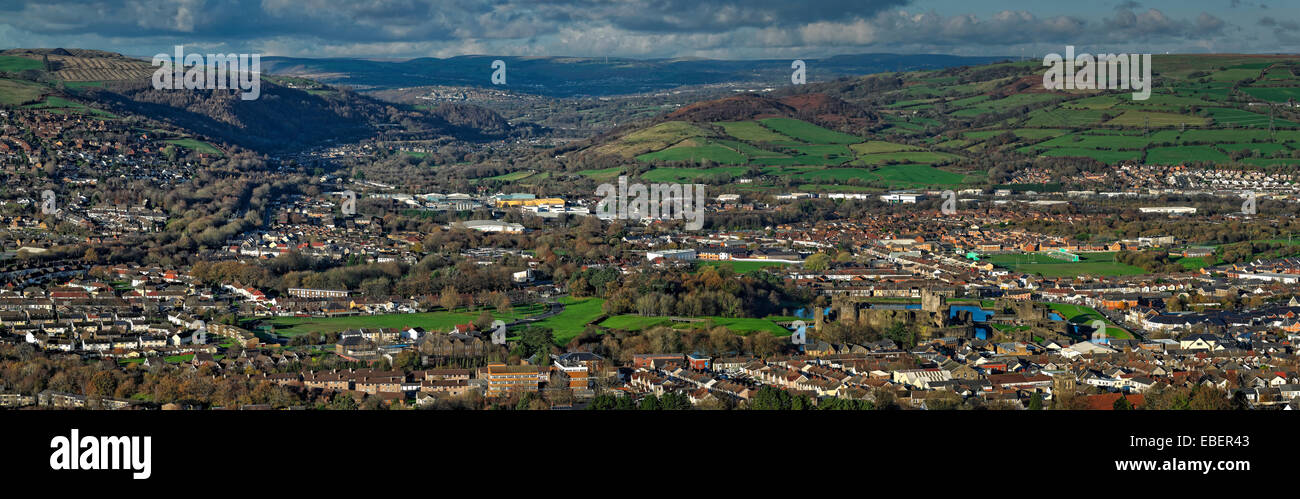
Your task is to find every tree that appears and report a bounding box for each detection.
[1112,396,1132,410]
[884,321,915,349]
[1187,385,1231,410]
[750,386,792,410]
[660,392,691,410]
[330,394,358,410]
[820,397,872,410]
[494,293,513,314]
[751,333,783,358]
[16,342,35,361]
[1231,390,1251,410]
[791,394,813,410]
[872,387,900,410]
[588,394,631,410]
[1028,392,1044,410]
[86,371,117,397]
[474,310,494,331]
[440,285,461,311]
[804,252,831,271]
[925,390,963,410]
[393,350,422,371]
[359,276,391,297]
[515,392,538,411]
[520,326,554,358]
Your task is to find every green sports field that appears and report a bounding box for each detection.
[986,252,1147,277]
[248,303,547,337]
[697,260,789,273]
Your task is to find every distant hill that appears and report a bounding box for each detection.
[260,53,1008,97]
[564,54,1300,190]
[78,80,536,152]
[0,49,541,153]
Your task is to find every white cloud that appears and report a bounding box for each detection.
[0,1,1284,59]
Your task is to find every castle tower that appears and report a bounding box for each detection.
[835,296,860,325]
[921,289,947,313]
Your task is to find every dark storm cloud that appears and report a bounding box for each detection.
[0,0,1274,58]
[866,10,1089,46]
[1259,16,1300,43]
[0,0,909,40]
[1108,6,1227,39]
[0,0,495,40]
[549,0,911,32]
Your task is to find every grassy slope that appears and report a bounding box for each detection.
[528,296,607,345]
[249,304,547,337]
[563,55,1300,195]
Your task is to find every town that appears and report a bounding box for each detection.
[3,177,1300,410]
[2,35,1300,414]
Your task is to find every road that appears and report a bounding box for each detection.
[506,301,563,327]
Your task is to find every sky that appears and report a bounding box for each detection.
[0,0,1296,60]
